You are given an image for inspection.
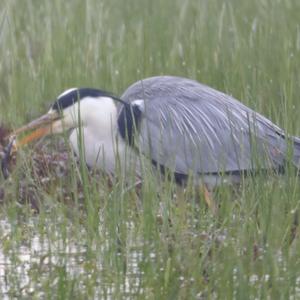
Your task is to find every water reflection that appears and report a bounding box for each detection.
[0,218,144,299]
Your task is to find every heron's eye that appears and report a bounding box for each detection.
[56,108,64,118]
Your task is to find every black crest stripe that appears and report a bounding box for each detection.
[52,88,119,111]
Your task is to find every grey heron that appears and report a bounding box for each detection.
[10,76,300,191]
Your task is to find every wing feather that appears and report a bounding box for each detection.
[120,76,286,174]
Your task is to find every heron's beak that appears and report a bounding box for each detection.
[11,111,61,148]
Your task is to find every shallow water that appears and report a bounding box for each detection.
[0,218,145,299]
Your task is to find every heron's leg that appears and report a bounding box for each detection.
[201,185,218,215]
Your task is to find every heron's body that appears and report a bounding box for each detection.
[119,76,300,180]
[14,76,300,187]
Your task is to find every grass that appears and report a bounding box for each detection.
[0,0,300,299]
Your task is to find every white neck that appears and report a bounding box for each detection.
[67,97,137,174]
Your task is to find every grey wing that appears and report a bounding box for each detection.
[121,76,287,174]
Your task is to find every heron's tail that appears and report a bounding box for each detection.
[291,136,300,169]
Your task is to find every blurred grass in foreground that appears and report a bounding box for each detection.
[0,0,300,299]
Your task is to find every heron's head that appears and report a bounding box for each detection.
[13,88,119,147]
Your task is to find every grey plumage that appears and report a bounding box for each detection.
[120,76,300,178]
